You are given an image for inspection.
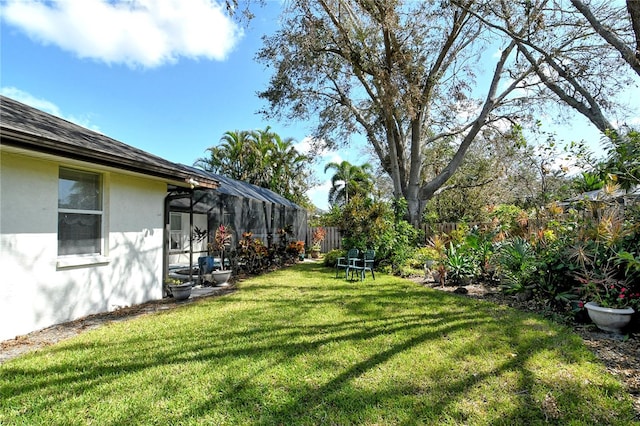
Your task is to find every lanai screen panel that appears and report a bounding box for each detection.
[169,172,307,250]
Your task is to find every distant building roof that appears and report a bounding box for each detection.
[0,95,219,189]
[565,186,640,203]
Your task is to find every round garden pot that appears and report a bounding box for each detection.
[584,302,634,334]
[211,270,232,286]
[170,282,193,301]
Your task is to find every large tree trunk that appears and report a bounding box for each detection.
[629,0,640,68]
[408,41,519,225]
[405,118,423,227]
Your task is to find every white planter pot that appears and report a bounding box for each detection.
[170,282,193,301]
[584,302,634,333]
[210,270,232,286]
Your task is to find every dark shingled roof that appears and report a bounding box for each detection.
[181,165,303,208]
[0,95,218,189]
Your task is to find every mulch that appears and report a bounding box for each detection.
[1,275,638,418]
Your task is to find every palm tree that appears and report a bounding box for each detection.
[195,127,312,205]
[194,130,257,181]
[324,161,374,206]
[265,129,309,198]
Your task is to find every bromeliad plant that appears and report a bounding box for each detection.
[494,237,538,295]
[444,243,477,286]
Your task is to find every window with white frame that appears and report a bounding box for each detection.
[170,212,183,251]
[58,167,103,256]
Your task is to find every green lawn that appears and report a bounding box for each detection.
[1,262,635,425]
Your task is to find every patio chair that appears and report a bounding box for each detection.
[352,249,375,281]
[336,248,359,279]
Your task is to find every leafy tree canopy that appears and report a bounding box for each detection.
[257,0,635,225]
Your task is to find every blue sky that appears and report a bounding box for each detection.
[1,1,637,210]
[0,0,363,210]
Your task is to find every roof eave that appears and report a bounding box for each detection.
[1,127,219,190]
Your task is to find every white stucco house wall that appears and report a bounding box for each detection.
[0,95,219,342]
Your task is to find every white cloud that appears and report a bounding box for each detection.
[2,0,242,68]
[307,180,333,211]
[293,137,313,155]
[325,153,343,167]
[1,87,62,116]
[1,87,100,131]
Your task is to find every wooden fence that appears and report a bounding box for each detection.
[309,220,548,253]
[307,226,342,252]
[307,224,482,252]
[420,222,491,240]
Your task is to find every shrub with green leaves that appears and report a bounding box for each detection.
[444,243,477,285]
[493,237,538,294]
[323,249,346,267]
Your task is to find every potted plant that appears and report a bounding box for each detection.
[576,267,638,333]
[166,278,192,301]
[310,227,326,259]
[208,224,233,286]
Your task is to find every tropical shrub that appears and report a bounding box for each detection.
[235,232,270,275]
[493,237,538,294]
[334,196,421,275]
[323,249,345,267]
[487,204,532,238]
[377,217,420,275]
[338,194,391,251]
[444,243,477,285]
[408,246,442,269]
[463,228,498,279]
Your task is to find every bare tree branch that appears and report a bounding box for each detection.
[570,0,640,77]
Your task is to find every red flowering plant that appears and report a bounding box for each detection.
[287,241,305,255]
[311,227,326,251]
[574,266,640,310]
[207,224,232,271]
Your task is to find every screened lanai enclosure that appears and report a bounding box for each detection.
[165,169,307,285]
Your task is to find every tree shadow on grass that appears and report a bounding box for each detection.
[1,262,635,424]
